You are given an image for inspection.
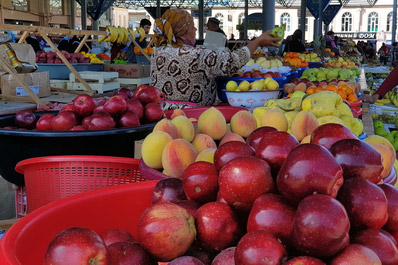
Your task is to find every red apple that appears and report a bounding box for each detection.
[247,193,295,245]
[93,103,105,113]
[313,80,320,86]
[169,256,205,265]
[137,202,196,261]
[81,116,91,129]
[290,77,301,84]
[306,82,315,88]
[246,126,278,151]
[243,72,252,78]
[115,87,134,100]
[255,131,299,176]
[337,177,388,230]
[265,71,275,78]
[213,141,255,171]
[251,70,262,78]
[235,230,288,265]
[135,85,161,105]
[233,72,244,77]
[291,194,350,257]
[352,229,398,265]
[50,111,77,131]
[330,244,382,265]
[211,247,235,265]
[15,110,36,129]
[126,99,144,120]
[104,95,127,116]
[152,178,187,204]
[60,103,75,113]
[36,114,55,131]
[118,111,140,128]
[73,94,95,117]
[107,242,151,265]
[218,156,274,211]
[183,242,214,265]
[284,256,326,265]
[100,228,136,246]
[276,143,344,206]
[196,202,241,252]
[311,123,357,150]
[262,73,273,78]
[274,72,282,78]
[88,112,116,130]
[133,84,149,99]
[44,227,108,265]
[300,78,309,84]
[144,103,164,123]
[3,126,17,129]
[330,139,383,183]
[182,161,218,203]
[379,183,398,233]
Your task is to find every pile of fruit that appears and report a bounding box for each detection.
[81,52,104,63]
[373,119,398,151]
[244,56,284,70]
[36,50,105,64]
[226,78,280,92]
[300,67,360,82]
[43,105,398,264]
[98,26,146,44]
[283,52,309,68]
[322,57,359,70]
[5,85,164,131]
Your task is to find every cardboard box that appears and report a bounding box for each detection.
[0,43,38,75]
[1,71,51,98]
[104,64,150,78]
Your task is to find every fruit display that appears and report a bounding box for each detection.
[373,120,398,151]
[366,72,389,91]
[322,57,359,70]
[239,56,290,75]
[300,67,360,82]
[283,77,361,103]
[36,50,104,64]
[3,85,163,131]
[283,52,309,68]
[233,69,283,78]
[284,52,323,63]
[226,78,279,91]
[41,104,398,264]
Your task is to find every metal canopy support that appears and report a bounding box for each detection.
[156,0,161,18]
[393,0,397,45]
[244,0,248,40]
[81,0,87,30]
[262,0,275,32]
[300,0,307,44]
[318,0,323,36]
[70,0,75,29]
[199,0,204,40]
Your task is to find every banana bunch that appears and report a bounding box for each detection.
[379,91,398,107]
[375,99,392,106]
[98,26,131,43]
[133,27,146,42]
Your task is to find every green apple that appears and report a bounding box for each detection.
[226,80,238,91]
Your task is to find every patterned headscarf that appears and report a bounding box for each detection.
[153,9,194,48]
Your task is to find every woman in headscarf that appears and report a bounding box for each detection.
[150,9,280,107]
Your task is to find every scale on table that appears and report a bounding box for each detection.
[201,31,228,51]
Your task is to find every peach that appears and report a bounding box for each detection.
[295,82,307,92]
[195,148,217,164]
[162,138,198,178]
[197,107,227,140]
[153,118,180,139]
[291,111,319,141]
[301,135,311,144]
[170,109,187,119]
[261,109,288,132]
[366,142,395,179]
[191,133,217,153]
[364,135,396,162]
[230,110,257,138]
[219,132,246,146]
[171,115,195,142]
[141,131,173,169]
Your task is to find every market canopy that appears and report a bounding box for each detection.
[76,0,116,20]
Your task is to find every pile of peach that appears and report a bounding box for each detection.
[306,84,359,103]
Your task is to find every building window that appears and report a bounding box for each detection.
[341,12,352,32]
[228,15,232,22]
[50,0,63,15]
[238,13,244,25]
[215,13,224,30]
[387,12,393,32]
[368,12,378,32]
[76,2,81,17]
[12,0,28,11]
[280,13,290,32]
[298,17,308,32]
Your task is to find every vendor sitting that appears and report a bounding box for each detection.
[150,9,280,107]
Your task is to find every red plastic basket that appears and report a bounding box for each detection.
[15,155,145,214]
[0,181,158,265]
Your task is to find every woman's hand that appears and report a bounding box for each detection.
[360,93,379,103]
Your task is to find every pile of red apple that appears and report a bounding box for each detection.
[43,122,398,265]
[233,70,283,79]
[5,85,164,131]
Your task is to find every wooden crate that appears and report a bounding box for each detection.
[66,82,120,94]
[69,71,119,83]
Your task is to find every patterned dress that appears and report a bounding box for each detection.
[150,45,250,106]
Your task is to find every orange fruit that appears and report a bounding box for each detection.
[326,85,338,92]
[306,87,315,95]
